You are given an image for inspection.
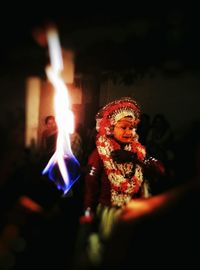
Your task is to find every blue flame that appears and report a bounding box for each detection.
[42,154,80,195]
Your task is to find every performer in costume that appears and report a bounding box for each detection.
[84,97,147,211]
[78,97,165,267]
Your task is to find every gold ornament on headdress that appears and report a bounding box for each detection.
[96,97,140,135]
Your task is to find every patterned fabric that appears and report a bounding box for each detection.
[96,134,146,207]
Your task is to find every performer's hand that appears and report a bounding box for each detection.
[79,207,94,224]
[111,149,135,163]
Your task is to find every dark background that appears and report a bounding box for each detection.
[1,4,200,75]
[0,5,199,270]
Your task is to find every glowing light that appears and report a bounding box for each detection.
[42,26,80,194]
[120,195,167,221]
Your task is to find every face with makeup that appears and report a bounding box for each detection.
[112,116,138,144]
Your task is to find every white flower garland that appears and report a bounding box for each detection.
[96,135,146,207]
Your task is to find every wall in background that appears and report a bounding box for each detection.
[100,70,200,140]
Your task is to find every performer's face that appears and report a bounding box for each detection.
[112,116,137,144]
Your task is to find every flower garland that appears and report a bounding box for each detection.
[96,134,146,207]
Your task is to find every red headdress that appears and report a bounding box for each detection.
[96,97,140,135]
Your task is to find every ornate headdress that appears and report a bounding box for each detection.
[96,97,140,135]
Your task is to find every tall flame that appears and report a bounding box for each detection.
[42,27,80,194]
